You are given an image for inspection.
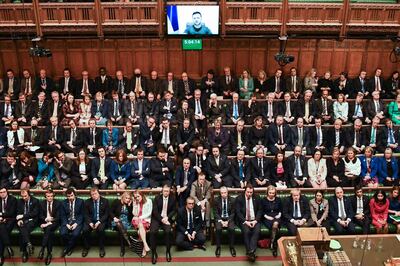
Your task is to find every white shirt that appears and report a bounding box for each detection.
[356,196,364,214]
[246,197,255,221]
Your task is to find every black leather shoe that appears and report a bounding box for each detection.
[0,256,4,266]
[26,242,34,255]
[215,247,221,257]
[166,250,171,262]
[198,245,206,251]
[67,249,73,256]
[120,247,125,257]
[99,248,105,258]
[248,252,256,262]
[45,253,52,265]
[38,248,44,260]
[151,251,158,264]
[7,247,14,258]
[272,250,277,257]
[230,247,236,257]
[61,249,68,258]
[82,248,89,257]
[22,251,28,263]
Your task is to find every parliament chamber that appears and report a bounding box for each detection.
[0,0,399,265]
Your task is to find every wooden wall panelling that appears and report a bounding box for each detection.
[234,40,251,75]
[184,51,201,77]
[315,40,334,74]
[150,39,167,75]
[346,39,367,77]
[330,41,347,76]
[201,39,217,75]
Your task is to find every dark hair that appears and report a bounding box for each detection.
[315,190,324,197]
[373,189,387,203]
[192,11,202,17]
[66,188,76,196]
[354,184,363,192]
[245,183,254,191]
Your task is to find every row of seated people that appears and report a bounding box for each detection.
[0,183,399,265]
[1,138,399,194]
[1,67,399,101]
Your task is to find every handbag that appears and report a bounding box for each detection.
[129,236,144,257]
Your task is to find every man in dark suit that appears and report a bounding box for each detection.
[214,186,236,257]
[176,100,196,128]
[352,70,369,98]
[76,70,95,98]
[16,189,39,262]
[142,92,159,121]
[176,196,206,250]
[24,118,43,154]
[220,66,238,99]
[363,117,382,152]
[190,173,212,228]
[85,119,103,155]
[44,116,64,152]
[329,187,356,235]
[38,190,60,265]
[230,149,249,188]
[0,151,22,189]
[225,93,244,125]
[119,121,139,155]
[201,69,220,97]
[113,70,131,99]
[148,70,165,98]
[94,67,113,97]
[235,184,262,262]
[150,185,176,264]
[109,90,125,126]
[15,93,31,126]
[268,115,292,154]
[348,92,367,122]
[34,69,54,98]
[123,92,143,125]
[380,118,400,152]
[279,92,297,124]
[177,72,196,101]
[130,148,150,189]
[345,118,366,153]
[82,188,109,258]
[0,187,17,264]
[3,69,20,100]
[162,72,179,96]
[188,145,207,175]
[149,149,173,188]
[266,69,285,99]
[138,116,159,156]
[60,188,84,257]
[53,151,74,189]
[229,119,249,155]
[20,69,35,99]
[315,89,334,124]
[189,89,207,135]
[30,92,49,126]
[207,120,230,155]
[296,90,315,124]
[246,147,271,187]
[291,117,310,154]
[176,118,195,156]
[287,146,311,188]
[283,188,310,236]
[58,68,77,100]
[158,117,177,155]
[263,92,280,124]
[206,146,232,188]
[327,119,346,154]
[350,186,370,234]
[91,147,112,189]
[131,68,147,99]
[368,68,385,96]
[0,94,14,126]
[285,67,303,99]
[308,117,327,154]
[47,91,64,121]
[62,119,83,155]
[175,158,197,207]
[365,90,385,123]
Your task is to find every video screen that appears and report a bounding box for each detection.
[166,5,220,36]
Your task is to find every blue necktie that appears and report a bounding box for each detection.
[233,103,238,119]
[93,200,99,222]
[361,79,365,92]
[389,129,395,144]
[239,160,244,181]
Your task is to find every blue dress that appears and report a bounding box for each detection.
[112,205,132,230]
[388,197,400,224]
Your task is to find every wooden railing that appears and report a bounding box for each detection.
[0,1,398,37]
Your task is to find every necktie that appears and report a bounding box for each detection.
[163,129,168,146]
[2,199,5,213]
[358,198,363,213]
[222,199,228,218]
[93,200,98,222]
[295,157,301,177]
[183,170,188,186]
[196,100,201,115]
[292,76,297,92]
[294,201,299,219]
[118,80,123,94]
[131,102,135,117]
[323,99,327,115]
[233,103,238,119]
[52,127,56,141]
[126,133,132,150]
[72,129,76,143]
[238,131,242,147]
[355,131,360,147]
[114,101,118,116]
[316,128,321,146]
[339,199,346,220]
[91,129,95,145]
[48,202,52,217]
[268,103,273,118]
[298,128,303,146]
[389,129,395,144]
[276,78,280,92]
[376,77,380,91]
[83,80,89,94]
[336,131,340,146]
[5,104,9,117]
[161,198,168,218]
[259,158,264,177]
[371,128,376,144]
[361,78,365,92]
[355,104,360,116]
[64,78,69,94]
[69,202,74,222]
[246,198,251,221]
[188,211,193,231]
[375,101,379,113]
[305,102,310,118]
[21,102,25,115]
[285,102,291,117]
[239,160,244,181]
[279,126,284,144]
[24,201,29,215]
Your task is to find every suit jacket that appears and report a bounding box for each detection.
[188,152,207,170]
[113,77,131,96]
[159,99,178,119]
[84,127,102,147]
[177,205,203,234]
[279,100,297,118]
[359,155,379,178]
[91,100,110,119]
[214,196,235,222]
[327,128,346,149]
[285,76,303,94]
[219,75,238,94]
[60,198,84,226]
[309,126,328,148]
[287,154,308,181]
[139,123,159,148]
[379,126,399,148]
[333,78,352,97]
[151,194,176,224]
[0,195,17,222]
[268,123,292,146]
[368,76,385,94]
[147,78,165,97]
[175,166,196,188]
[229,128,249,151]
[328,196,354,222]
[207,127,230,149]
[261,101,280,121]
[176,126,195,146]
[149,158,173,182]
[90,157,112,180]
[206,155,231,179]
[39,199,61,226]
[34,77,54,97]
[234,194,262,224]
[71,160,92,180]
[349,195,370,216]
[296,99,316,119]
[282,195,311,222]
[123,100,143,120]
[345,128,366,148]
[190,180,212,204]
[225,101,245,121]
[58,77,77,97]
[362,126,382,147]
[176,108,196,128]
[161,79,179,95]
[201,76,220,96]
[102,128,119,147]
[44,125,65,145]
[30,100,49,122]
[266,76,285,93]
[348,102,366,121]
[378,157,399,183]
[230,158,249,183]
[17,196,40,224]
[76,78,95,97]
[142,100,159,119]
[94,75,113,94]
[246,157,271,182]
[63,127,84,148]
[14,100,32,120]
[24,127,43,146]
[315,98,334,117]
[177,79,196,100]
[54,157,74,182]
[291,126,310,148]
[131,158,150,180]
[3,77,20,99]
[131,76,147,94]
[352,77,370,97]
[0,102,14,118]
[109,99,124,118]
[365,99,385,120]
[84,196,109,224]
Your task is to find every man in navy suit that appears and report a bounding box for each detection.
[282,188,310,236]
[58,68,77,100]
[82,188,109,258]
[16,189,39,263]
[0,187,17,264]
[60,188,84,257]
[175,158,197,207]
[268,115,292,155]
[329,187,356,235]
[130,148,150,189]
[90,147,112,189]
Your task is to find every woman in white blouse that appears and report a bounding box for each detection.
[7,120,25,152]
[132,191,152,257]
[333,93,348,123]
[79,94,92,126]
[343,147,361,187]
[308,150,327,189]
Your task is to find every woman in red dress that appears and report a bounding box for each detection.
[369,189,389,234]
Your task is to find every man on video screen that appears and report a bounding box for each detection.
[184,11,212,35]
